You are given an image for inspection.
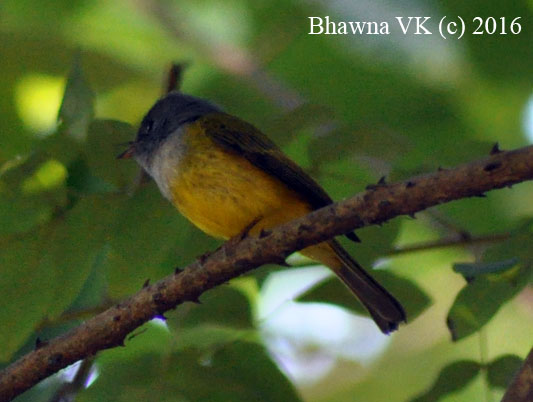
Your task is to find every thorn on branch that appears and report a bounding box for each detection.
[365,175,387,191]
[35,337,48,350]
[142,279,150,289]
[174,266,182,274]
[490,142,502,155]
[345,231,361,243]
[197,251,212,265]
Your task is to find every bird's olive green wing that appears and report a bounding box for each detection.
[199,113,332,208]
[199,113,360,242]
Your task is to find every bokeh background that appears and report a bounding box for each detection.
[1,0,533,401]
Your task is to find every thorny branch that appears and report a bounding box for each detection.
[1,144,533,401]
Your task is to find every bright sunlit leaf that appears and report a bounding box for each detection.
[15,74,65,134]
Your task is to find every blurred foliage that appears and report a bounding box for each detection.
[78,341,301,402]
[300,270,431,321]
[486,354,523,390]
[1,0,532,401]
[411,360,482,402]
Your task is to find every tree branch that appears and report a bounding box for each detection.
[2,145,533,401]
[502,345,533,402]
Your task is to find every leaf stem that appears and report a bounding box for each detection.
[388,233,510,256]
[479,320,493,402]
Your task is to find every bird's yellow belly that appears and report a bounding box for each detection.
[169,149,311,240]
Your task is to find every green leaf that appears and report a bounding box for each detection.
[300,270,431,321]
[446,263,531,341]
[166,285,255,353]
[447,223,533,341]
[57,54,95,141]
[453,258,519,277]
[6,375,62,402]
[86,119,138,190]
[169,285,254,330]
[39,196,119,319]
[437,192,518,236]
[0,196,122,359]
[1,153,49,188]
[0,192,55,236]
[66,158,117,195]
[0,154,68,235]
[175,324,257,352]
[66,246,110,313]
[411,360,481,402]
[38,130,84,166]
[483,220,533,263]
[78,342,301,402]
[487,354,523,389]
[299,276,366,315]
[0,230,55,361]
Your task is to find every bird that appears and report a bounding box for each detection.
[118,92,406,333]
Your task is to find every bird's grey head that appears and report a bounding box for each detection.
[131,92,221,166]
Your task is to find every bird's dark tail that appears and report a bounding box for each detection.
[329,240,406,333]
[301,240,406,334]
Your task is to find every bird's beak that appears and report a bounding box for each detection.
[117,143,135,159]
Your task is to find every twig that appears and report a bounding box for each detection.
[388,233,510,256]
[163,62,187,94]
[1,145,533,401]
[424,209,472,239]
